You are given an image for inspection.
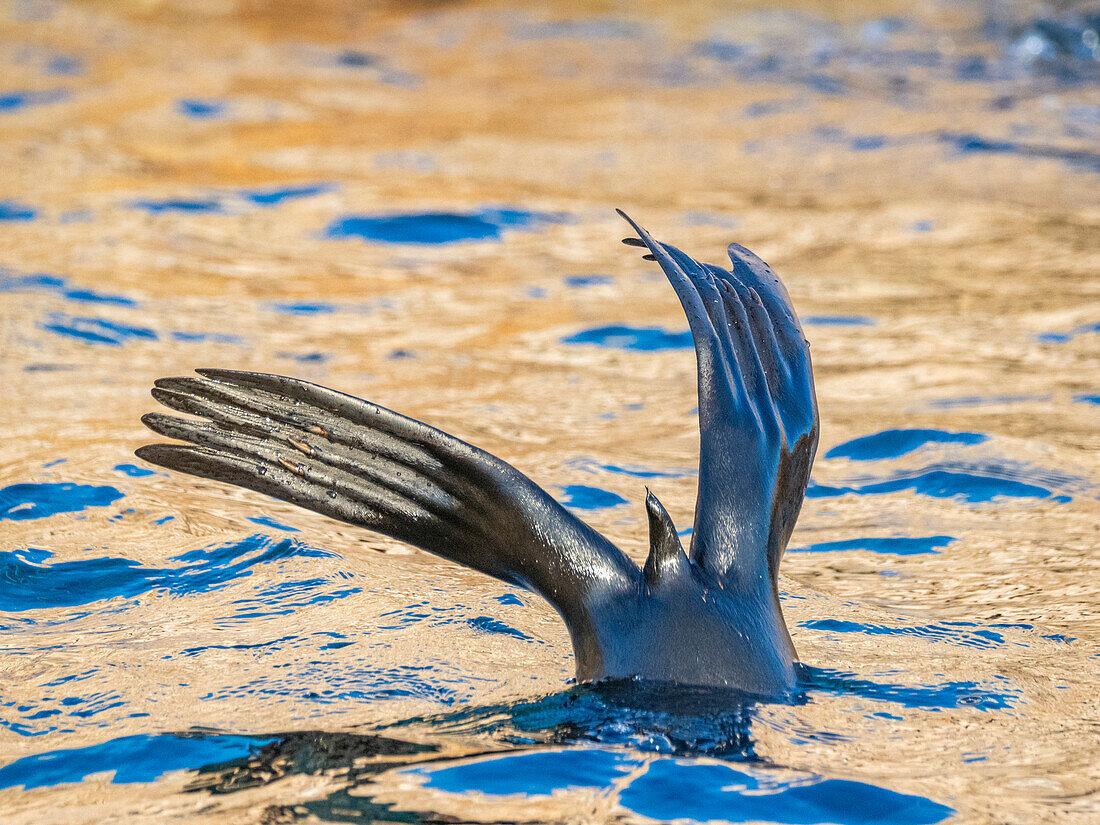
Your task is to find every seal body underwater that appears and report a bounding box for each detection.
[137,211,819,696]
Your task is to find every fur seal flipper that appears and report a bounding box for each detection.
[138,212,818,695]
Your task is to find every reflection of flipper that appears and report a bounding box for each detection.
[137,370,639,632]
[139,212,818,694]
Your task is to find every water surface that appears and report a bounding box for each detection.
[1,1,1097,823]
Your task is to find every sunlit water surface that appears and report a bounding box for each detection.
[1,0,1098,823]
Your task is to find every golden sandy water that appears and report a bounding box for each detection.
[0,1,1098,823]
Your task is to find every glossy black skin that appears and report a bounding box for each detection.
[137,212,819,696]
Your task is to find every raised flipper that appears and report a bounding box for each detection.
[617,211,818,590]
[139,214,815,691]
[136,370,641,633]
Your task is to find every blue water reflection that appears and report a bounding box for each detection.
[0,535,337,611]
[566,456,693,479]
[39,313,157,346]
[561,325,693,350]
[410,738,952,823]
[413,747,633,795]
[324,208,554,244]
[1036,321,1100,343]
[0,733,271,790]
[825,429,987,461]
[0,270,137,306]
[0,482,123,522]
[940,132,1100,175]
[265,300,337,315]
[789,536,955,555]
[801,619,1011,650]
[113,463,155,478]
[806,469,1070,503]
[799,666,1020,711]
[176,98,224,119]
[618,758,952,825]
[241,183,335,206]
[0,200,36,221]
[802,315,876,326]
[128,197,222,214]
[564,274,614,287]
[557,484,628,510]
[0,88,68,113]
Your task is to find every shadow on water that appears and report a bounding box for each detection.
[235,678,955,823]
[388,680,764,759]
[0,679,961,823]
[0,671,971,823]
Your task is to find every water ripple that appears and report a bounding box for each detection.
[0,535,337,612]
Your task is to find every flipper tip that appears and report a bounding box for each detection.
[615,208,646,236]
[643,488,687,587]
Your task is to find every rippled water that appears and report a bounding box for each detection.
[1,0,1098,823]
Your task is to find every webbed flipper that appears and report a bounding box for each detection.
[618,211,818,589]
[137,370,640,626]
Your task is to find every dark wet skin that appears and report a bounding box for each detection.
[137,211,819,696]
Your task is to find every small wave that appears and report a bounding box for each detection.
[324,207,559,244]
[825,429,987,461]
[0,482,124,522]
[560,324,693,350]
[799,666,1021,711]
[557,484,628,510]
[0,733,272,790]
[789,536,955,555]
[0,534,336,611]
